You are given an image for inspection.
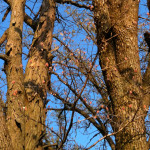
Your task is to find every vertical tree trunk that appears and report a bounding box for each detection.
[24,0,55,149]
[93,0,149,149]
[5,0,26,149]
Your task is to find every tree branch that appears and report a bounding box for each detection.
[24,14,38,30]
[3,0,12,6]
[25,5,36,16]
[56,0,91,10]
[2,6,11,22]
[0,54,9,61]
[86,117,136,150]
[50,89,115,150]
[0,29,8,46]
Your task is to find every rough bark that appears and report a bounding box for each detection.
[0,97,13,150]
[0,111,12,150]
[5,0,26,149]
[93,0,149,149]
[24,0,55,149]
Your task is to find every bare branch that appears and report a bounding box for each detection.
[86,118,134,149]
[25,5,36,16]
[0,29,8,46]
[43,143,58,149]
[2,6,11,22]
[3,0,12,6]
[0,54,9,61]
[56,0,91,10]
[138,16,150,21]
[24,14,37,30]
[50,89,115,150]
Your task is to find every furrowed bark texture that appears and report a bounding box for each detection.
[93,0,149,149]
[24,0,55,149]
[5,0,26,149]
[0,104,13,149]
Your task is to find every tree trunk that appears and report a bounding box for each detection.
[93,0,149,149]
[5,0,26,149]
[24,0,55,149]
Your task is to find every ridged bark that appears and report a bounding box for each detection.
[93,0,149,149]
[0,107,13,150]
[5,0,26,149]
[24,0,55,149]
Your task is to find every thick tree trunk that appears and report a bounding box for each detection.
[93,0,149,149]
[5,0,26,149]
[24,0,55,149]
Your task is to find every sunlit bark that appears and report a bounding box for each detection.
[5,0,26,149]
[93,0,149,149]
[24,0,55,149]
